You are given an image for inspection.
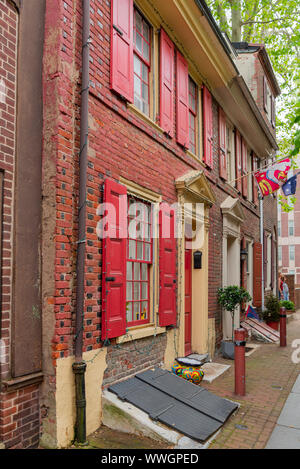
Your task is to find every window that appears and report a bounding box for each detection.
[278,220,281,237]
[226,123,235,186]
[247,150,253,201]
[289,245,295,261]
[133,8,151,116]
[126,195,152,326]
[278,245,282,263]
[289,219,294,236]
[188,77,197,154]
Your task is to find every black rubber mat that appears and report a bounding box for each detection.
[136,368,237,423]
[108,367,238,442]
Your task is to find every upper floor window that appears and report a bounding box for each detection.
[289,219,294,236]
[226,123,235,186]
[278,220,281,237]
[278,245,282,263]
[247,148,253,201]
[188,77,197,154]
[289,245,295,261]
[133,8,151,116]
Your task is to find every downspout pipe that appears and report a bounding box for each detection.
[72,0,90,445]
[259,194,265,311]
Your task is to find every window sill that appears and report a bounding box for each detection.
[1,371,43,392]
[185,149,205,168]
[127,103,164,135]
[116,324,166,344]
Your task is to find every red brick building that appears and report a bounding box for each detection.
[0,0,279,449]
[278,165,300,292]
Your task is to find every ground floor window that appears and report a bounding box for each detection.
[126,195,152,327]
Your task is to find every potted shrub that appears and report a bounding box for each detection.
[280,300,295,312]
[261,294,280,330]
[217,286,252,359]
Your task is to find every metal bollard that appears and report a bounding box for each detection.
[280,306,287,347]
[234,328,246,396]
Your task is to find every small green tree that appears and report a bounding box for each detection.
[261,294,281,322]
[217,286,252,340]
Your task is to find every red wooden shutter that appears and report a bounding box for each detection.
[241,137,248,198]
[110,0,133,102]
[219,108,227,179]
[176,50,189,148]
[159,203,177,327]
[252,154,258,205]
[235,129,242,192]
[263,231,267,289]
[203,86,213,168]
[263,76,267,112]
[160,29,174,136]
[102,178,127,340]
[253,242,262,308]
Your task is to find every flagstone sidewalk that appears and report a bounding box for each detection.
[204,312,300,449]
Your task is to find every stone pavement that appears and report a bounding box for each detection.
[204,312,300,449]
[265,373,300,448]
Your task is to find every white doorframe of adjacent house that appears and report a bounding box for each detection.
[221,197,245,340]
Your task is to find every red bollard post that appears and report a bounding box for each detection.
[234,328,246,396]
[280,306,287,347]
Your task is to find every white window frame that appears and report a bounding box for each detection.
[226,121,235,187]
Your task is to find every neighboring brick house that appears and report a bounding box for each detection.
[0,0,280,449]
[278,164,300,289]
[234,42,280,304]
[0,0,44,449]
[38,0,280,448]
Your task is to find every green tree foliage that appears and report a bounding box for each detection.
[207,0,299,145]
[207,0,299,211]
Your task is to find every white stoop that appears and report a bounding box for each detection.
[102,389,218,449]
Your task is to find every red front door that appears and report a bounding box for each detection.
[185,248,192,356]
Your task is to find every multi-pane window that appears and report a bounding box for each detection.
[226,124,235,186]
[133,9,151,116]
[289,245,295,261]
[126,196,152,326]
[188,77,197,154]
[278,246,282,263]
[289,219,294,236]
[247,150,253,201]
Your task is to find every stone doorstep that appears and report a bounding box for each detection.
[102,389,218,450]
[201,362,231,383]
[245,343,261,357]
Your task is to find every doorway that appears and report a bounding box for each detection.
[185,247,192,356]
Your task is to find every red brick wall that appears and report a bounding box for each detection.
[236,50,276,139]
[40,0,278,442]
[0,385,40,449]
[42,0,277,361]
